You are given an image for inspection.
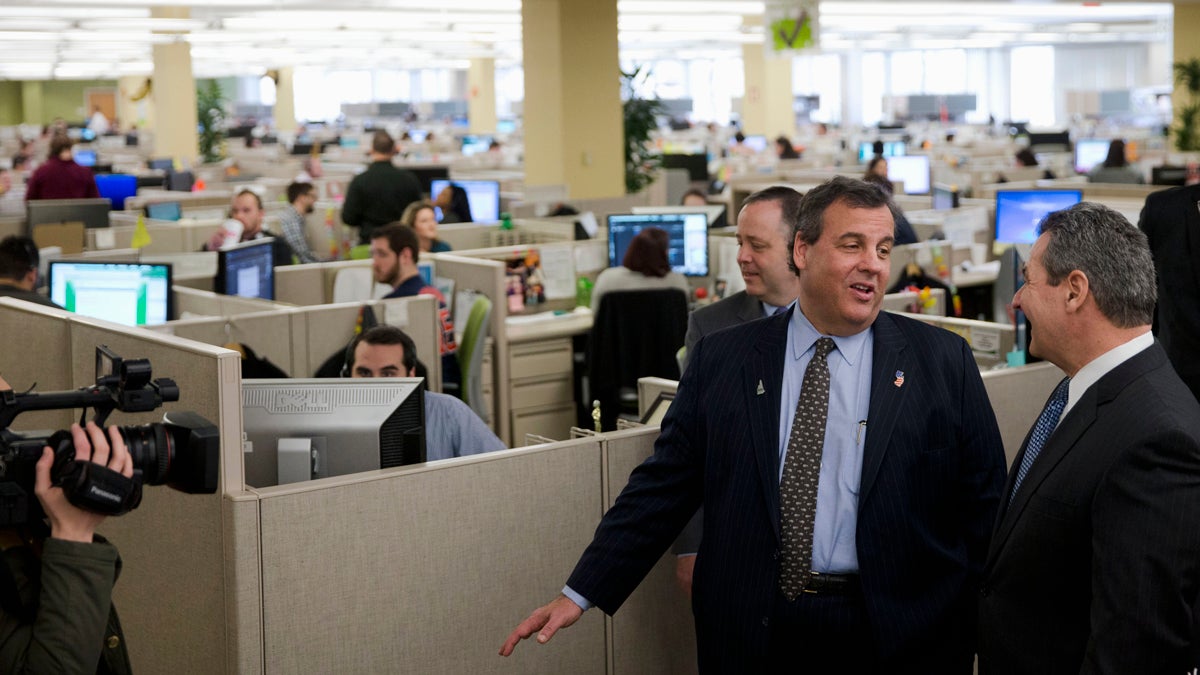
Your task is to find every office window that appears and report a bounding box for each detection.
[860,52,885,126]
[1010,46,1055,127]
[889,51,924,95]
[793,53,842,124]
[923,50,967,94]
[374,71,410,103]
[258,76,277,107]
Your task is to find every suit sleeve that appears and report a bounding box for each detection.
[1083,427,1200,674]
[954,338,1006,588]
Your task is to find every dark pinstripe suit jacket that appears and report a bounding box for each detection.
[1140,184,1200,403]
[978,343,1200,675]
[567,308,1006,673]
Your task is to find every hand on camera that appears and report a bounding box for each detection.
[35,422,132,543]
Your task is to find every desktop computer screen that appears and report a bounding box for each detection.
[241,378,426,488]
[429,179,501,223]
[47,261,173,326]
[73,148,97,167]
[147,158,174,171]
[931,183,960,210]
[460,135,493,156]
[994,189,1082,245]
[1074,139,1111,174]
[145,201,183,221]
[26,198,111,230]
[94,174,137,210]
[858,140,906,163]
[607,212,709,277]
[216,238,276,300]
[886,155,931,194]
[662,154,709,182]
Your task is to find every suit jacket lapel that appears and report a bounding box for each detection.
[1183,186,1200,294]
[737,293,764,323]
[746,309,787,542]
[859,312,910,504]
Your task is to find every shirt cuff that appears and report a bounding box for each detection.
[561,585,593,612]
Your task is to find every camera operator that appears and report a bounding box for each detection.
[0,376,132,674]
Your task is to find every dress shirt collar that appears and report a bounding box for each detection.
[1063,330,1153,417]
[761,298,795,318]
[789,304,872,367]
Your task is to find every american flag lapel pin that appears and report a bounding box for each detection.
[893,370,905,388]
[756,379,766,396]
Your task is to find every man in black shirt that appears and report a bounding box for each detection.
[342,131,422,244]
[0,236,60,309]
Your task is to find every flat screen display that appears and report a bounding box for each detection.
[145,201,183,221]
[47,261,173,326]
[1074,139,1111,174]
[886,155,931,194]
[931,183,959,210]
[217,238,275,300]
[73,148,97,167]
[994,190,1082,245]
[858,140,906,163]
[460,135,493,156]
[742,135,769,153]
[429,179,501,223]
[606,213,709,277]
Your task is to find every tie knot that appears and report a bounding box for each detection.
[813,337,835,360]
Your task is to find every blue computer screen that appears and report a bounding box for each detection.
[146,201,183,221]
[994,190,1082,245]
[74,148,97,167]
[606,213,709,277]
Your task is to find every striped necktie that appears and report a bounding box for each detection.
[1009,377,1070,504]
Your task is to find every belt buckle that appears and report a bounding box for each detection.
[802,571,821,594]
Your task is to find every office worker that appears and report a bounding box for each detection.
[589,227,690,312]
[347,326,505,461]
[203,189,291,258]
[342,130,423,244]
[775,135,800,160]
[673,185,805,596]
[24,134,99,201]
[278,181,321,264]
[501,176,1006,672]
[681,188,708,207]
[1138,181,1200,403]
[1087,139,1144,184]
[978,202,1200,675]
[434,183,473,224]
[0,235,61,309]
[400,200,452,253]
[865,156,888,181]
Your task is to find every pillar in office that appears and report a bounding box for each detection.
[741,17,795,141]
[117,75,154,134]
[467,58,498,134]
[151,7,199,165]
[521,0,623,199]
[1175,2,1200,150]
[273,67,298,134]
[20,81,44,125]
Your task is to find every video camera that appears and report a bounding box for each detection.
[0,345,219,529]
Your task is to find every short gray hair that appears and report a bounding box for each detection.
[740,185,803,249]
[789,175,896,274]
[1037,202,1156,328]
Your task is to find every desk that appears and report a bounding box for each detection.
[506,310,594,444]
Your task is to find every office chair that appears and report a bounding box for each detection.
[456,295,493,423]
[588,289,688,431]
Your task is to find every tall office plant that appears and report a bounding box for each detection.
[196,80,228,163]
[622,66,665,194]
[1173,58,1200,152]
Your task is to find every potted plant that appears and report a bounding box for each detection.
[1172,58,1200,152]
[622,66,665,194]
[196,80,228,163]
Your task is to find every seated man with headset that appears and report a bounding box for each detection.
[344,325,505,461]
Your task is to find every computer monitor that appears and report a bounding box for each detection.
[994,189,1082,245]
[1026,130,1071,151]
[73,148,97,167]
[931,183,960,210]
[734,135,769,153]
[145,201,183,221]
[429,179,501,223]
[26,198,111,231]
[858,140,906,163]
[47,261,173,326]
[460,135,493,156]
[661,154,709,182]
[147,158,174,171]
[290,142,315,156]
[165,170,194,192]
[1151,166,1188,186]
[886,155,931,195]
[1074,139,1111,174]
[408,165,450,194]
[215,238,276,300]
[406,129,429,144]
[241,378,426,488]
[94,174,137,210]
[606,212,709,277]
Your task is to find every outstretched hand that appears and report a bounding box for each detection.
[498,594,583,657]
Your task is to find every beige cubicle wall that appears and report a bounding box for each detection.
[174,285,291,318]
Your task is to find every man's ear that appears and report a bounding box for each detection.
[22,268,37,289]
[1063,269,1090,312]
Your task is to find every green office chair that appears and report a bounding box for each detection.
[456,295,493,423]
[349,244,371,260]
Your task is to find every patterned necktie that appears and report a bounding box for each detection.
[778,337,835,600]
[1009,377,1070,504]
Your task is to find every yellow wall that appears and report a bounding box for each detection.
[0,79,117,126]
[0,82,21,126]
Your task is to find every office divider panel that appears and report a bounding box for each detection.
[981,361,1066,467]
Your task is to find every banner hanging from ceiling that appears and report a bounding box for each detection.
[765,1,820,53]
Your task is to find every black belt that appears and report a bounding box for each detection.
[801,572,860,595]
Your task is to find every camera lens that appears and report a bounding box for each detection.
[117,412,219,494]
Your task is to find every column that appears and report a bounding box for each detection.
[20,81,44,125]
[1175,3,1200,151]
[151,7,199,164]
[521,0,623,199]
[741,17,795,140]
[274,67,298,134]
[117,76,154,133]
[467,58,498,134]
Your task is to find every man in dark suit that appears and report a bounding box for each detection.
[674,185,804,593]
[1139,183,1200,403]
[501,176,1006,672]
[978,202,1200,674]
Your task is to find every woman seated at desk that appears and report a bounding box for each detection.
[1088,139,1144,184]
[401,200,452,253]
[590,227,690,312]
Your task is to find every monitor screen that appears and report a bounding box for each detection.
[741,135,769,153]
[406,129,429,144]
[73,148,97,167]
[606,212,709,277]
[241,378,426,488]
[994,190,1083,245]
[858,140,906,163]
[47,261,173,326]
[460,135,493,156]
[94,174,137,210]
[26,198,111,230]
[216,238,276,300]
[886,155,931,194]
[165,170,194,192]
[1074,139,1111,174]
[429,179,501,223]
[931,183,960,210]
[1151,166,1188,186]
[661,153,709,182]
[147,158,174,171]
[145,201,183,221]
